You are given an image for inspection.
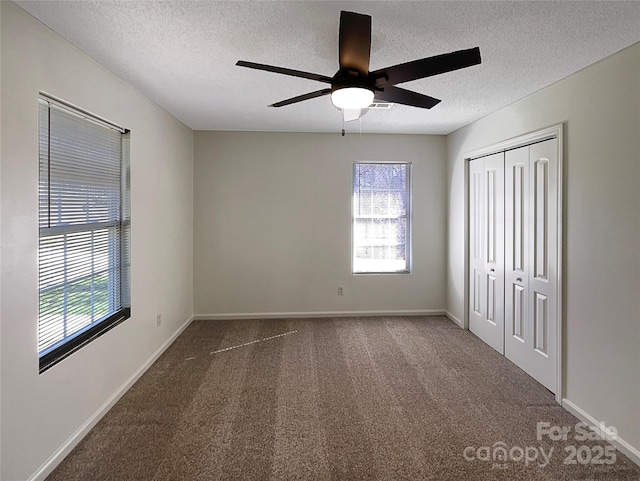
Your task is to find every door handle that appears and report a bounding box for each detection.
[490,268,495,272]
[516,277,523,282]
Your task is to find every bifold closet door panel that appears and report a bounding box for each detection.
[526,139,558,392]
[469,158,485,341]
[468,152,505,354]
[505,146,531,369]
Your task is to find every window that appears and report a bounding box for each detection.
[38,95,131,372]
[352,162,411,273]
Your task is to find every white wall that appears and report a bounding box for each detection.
[447,44,640,455]
[194,131,446,317]
[0,3,194,480]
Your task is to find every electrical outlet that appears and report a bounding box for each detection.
[156,313,162,327]
[338,285,344,296]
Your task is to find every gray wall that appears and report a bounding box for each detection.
[0,3,194,479]
[193,131,447,317]
[446,43,640,455]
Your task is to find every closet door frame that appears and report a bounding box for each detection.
[463,124,564,403]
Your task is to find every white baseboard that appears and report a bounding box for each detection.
[29,315,195,481]
[562,398,640,467]
[445,311,464,328]
[194,309,447,321]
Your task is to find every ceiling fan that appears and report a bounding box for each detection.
[237,11,482,122]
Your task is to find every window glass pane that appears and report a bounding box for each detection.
[372,192,388,216]
[44,106,121,228]
[353,162,411,273]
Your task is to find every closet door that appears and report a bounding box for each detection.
[505,139,558,392]
[469,153,505,354]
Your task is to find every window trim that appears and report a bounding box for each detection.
[38,94,131,373]
[351,161,413,275]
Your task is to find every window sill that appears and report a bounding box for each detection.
[39,308,131,374]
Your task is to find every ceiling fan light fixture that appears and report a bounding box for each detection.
[331,87,374,110]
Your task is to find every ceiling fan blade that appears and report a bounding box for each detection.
[372,47,481,86]
[236,61,332,84]
[375,86,441,109]
[338,11,372,74]
[269,89,332,107]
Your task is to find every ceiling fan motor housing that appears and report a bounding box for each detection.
[330,68,386,97]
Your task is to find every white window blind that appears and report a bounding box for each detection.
[38,96,130,371]
[353,162,411,273]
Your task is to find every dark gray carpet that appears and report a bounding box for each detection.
[46,317,640,480]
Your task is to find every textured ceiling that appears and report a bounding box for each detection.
[16,1,640,135]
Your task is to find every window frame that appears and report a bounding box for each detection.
[38,94,131,373]
[351,161,413,275]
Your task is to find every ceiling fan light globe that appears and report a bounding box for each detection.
[331,87,374,110]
